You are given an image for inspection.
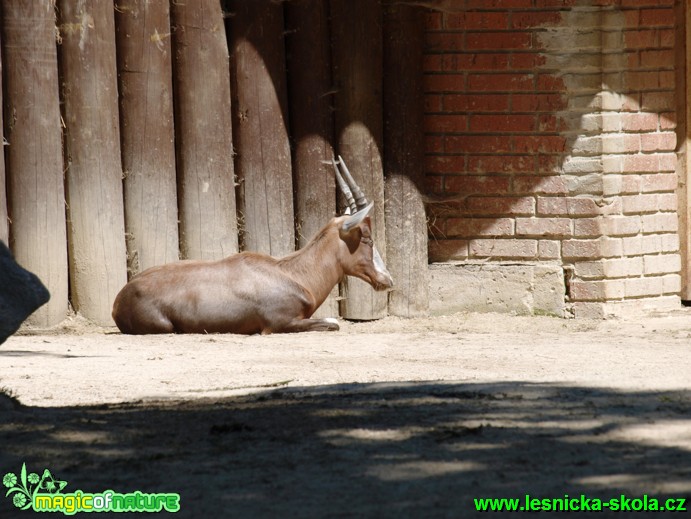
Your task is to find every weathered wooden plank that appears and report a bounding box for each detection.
[331,0,387,320]
[171,0,238,260]
[116,0,179,274]
[0,18,7,245]
[285,0,338,318]
[58,0,127,325]
[228,0,294,257]
[383,3,429,317]
[3,0,68,325]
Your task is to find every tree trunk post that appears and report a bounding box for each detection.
[171,0,238,260]
[3,0,69,326]
[383,2,429,317]
[228,0,295,257]
[58,0,128,325]
[285,0,338,318]
[115,0,179,274]
[331,0,387,320]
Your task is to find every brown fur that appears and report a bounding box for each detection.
[112,215,392,335]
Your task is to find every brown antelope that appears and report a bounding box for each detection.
[112,157,393,335]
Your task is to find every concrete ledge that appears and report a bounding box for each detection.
[429,262,566,317]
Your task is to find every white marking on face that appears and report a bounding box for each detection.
[373,246,392,281]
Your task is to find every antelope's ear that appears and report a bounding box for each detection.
[342,201,374,233]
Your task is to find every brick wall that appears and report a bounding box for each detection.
[423,0,681,317]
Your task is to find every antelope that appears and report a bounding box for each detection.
[112,157,393,335]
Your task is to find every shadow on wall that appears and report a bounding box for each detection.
[424,5,678,268]
[1,381,690,516]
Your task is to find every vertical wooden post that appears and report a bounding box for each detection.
[285,0,338,318]
[0,22,7,245]
[228,0,295,257]
[58,0,127,325]
[331,0,387,320]
[383,3,429,316]
[3,0,68,326]
[116,0,179,274]
[171,0,238,260]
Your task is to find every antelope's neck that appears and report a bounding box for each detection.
[278,228,343,311]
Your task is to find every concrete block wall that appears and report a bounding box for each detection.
[423,0,681,317]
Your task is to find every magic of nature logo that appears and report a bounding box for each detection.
[3,463,180,514]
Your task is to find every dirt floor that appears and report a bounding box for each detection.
[1,310,691,518]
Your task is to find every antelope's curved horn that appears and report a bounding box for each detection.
[337,155,369,211]
[332,157,357,215]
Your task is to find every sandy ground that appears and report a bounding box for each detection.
[1,310,691,517]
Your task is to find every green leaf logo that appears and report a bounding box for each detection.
[3,464,68,510]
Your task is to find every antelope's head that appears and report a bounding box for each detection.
[331,156,393,291]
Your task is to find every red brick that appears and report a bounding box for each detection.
[424,94,443,112]
[640,132,676,152]
[469,239,538,258]
[640,8,674,27]
[426,12,443,31]
[641,92,675,112]
[425,136,444,154]
[659,112,676,130]
[443,94,509,112]
[469,114,535,133]
[511,11,562,29]
[466,32,532,51]
[466,196,535,215]
[537,114,566,132]
[423,55,443,72]
[660,28,675,47]
[425,155,466,174]
[425,175,444,195]
[516,217,571,236]
[461,54,511,71]
[446,218,514,237]
[510,53,547,70]
[569,281,606,302]
[466,0,532,7]
[640,173,677,192]
[623,29,657,49]
[468,73,534,91]
[562,239,600,259]
[428,239,468,262]
[438,54,474,71]
[425,74,466,93]
[512,93,565,112]
[424,115,468,133]
[426,33,465,51]
[445,175,511,194]
[536,74,566,91]
[447,12,510,30]
[620,113,658,132]
[514,175,569,195]
[468,155,536,174]
[445,135,513,153]
[639,50,675,69]
[512,135,566,153]
[624,71,670,91]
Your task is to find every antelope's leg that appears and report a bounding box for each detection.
[268,317,340,334]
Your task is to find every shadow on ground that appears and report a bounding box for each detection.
[1,381,690,518]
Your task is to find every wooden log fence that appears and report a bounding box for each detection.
[2,0,69,326]
[116,0,179,274]
[0,0,429,326]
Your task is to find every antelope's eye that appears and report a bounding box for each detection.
[361,237,373,247]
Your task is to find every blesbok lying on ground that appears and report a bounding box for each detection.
[0,240,50,344]
[112,157,393,335]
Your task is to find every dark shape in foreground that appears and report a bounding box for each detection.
[0,240,50,344]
